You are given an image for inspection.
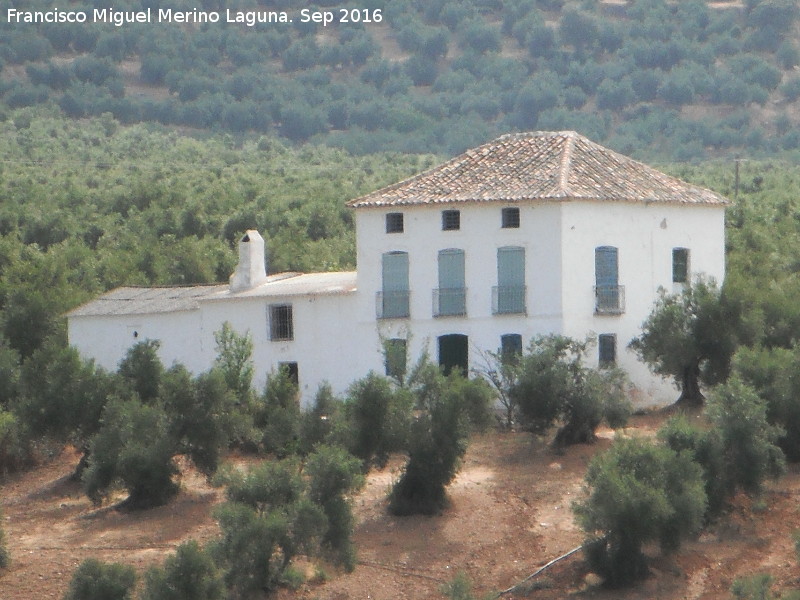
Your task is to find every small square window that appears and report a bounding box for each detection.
[269,304,293,341]
[442,209,460,231]
[672,248,689,283]
[502,207,520,228]
[599,334,616,367]
[386,213,404,233]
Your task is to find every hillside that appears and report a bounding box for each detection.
[1,0,799,159]
[2,414,799,600]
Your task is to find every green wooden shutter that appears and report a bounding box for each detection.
[497,246,525,313]
[382,251,409,317]
[438,248,465,315]
[595,246,619,311]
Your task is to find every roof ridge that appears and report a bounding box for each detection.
[557,132,576,196]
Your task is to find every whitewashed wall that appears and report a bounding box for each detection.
[69,311,208,375]
[559,201,726,404]
[354,200,725,406]
[69,199,725,409]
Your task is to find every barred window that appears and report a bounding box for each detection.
[501,207,520,228]
[442,209,460,231]
[386,212,404,233]
[269,304,293,341]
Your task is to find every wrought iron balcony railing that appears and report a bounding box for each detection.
[594,285,625,315]
[376,290,410,319]
[492,285,526,315]
[433,287,467,317]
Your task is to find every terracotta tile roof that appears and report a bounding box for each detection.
[347,131,729,208]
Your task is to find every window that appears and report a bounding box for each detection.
[673,247,689,283]
[595,246,624,314]
[386,212,404,233]
[269,304,294,341]
[435,248,466,316]
[379,251,410,318]
[501,207,520,228]
[438,334,468,376]
[494,246,526,314]
[598,334,616,367]
[384,338,407,380]
[442,209,460,231]
[501,334,523,357]
[279,361,299,386]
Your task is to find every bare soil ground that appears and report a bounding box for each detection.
[1,413,799,600]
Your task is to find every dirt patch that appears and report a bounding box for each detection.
[2,415,800,600]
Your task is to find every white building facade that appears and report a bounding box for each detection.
[68,132,727,406]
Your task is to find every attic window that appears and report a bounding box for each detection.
[269,304,293,341]
[386,212,404,233]
[502,207,520,228]
[442,210,460,231]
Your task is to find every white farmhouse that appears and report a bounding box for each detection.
[67,131,728,406]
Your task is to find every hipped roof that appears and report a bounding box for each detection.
[347,131,728,208]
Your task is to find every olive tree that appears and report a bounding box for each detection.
[574,438,707,587]
[508,336,631,448]
[629,278,738,406]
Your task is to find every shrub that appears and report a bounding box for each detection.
[257,368,301,457]
[83,398,178,508]
[509,336,631,448]
[117,340,163,403]
[305,444,365,569]
[705,377,785,495]
[658,415,727,518]
[0,510,8,569]
[574,438,707,587]
[213,460,327,598]
[731,574,775,600]
[343,372,412,468]
[0,409,32,476]
[160,367,237,476]
[213,322,254,404]
[389,375,470,515]
[141,540,224,600]
[298,383,341,455]
[63,559,136,600]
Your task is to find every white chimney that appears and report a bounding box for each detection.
[229,230,268,292]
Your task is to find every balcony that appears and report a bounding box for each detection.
[376,290,410,319]
[492,285,526,315]
[433,287,467,317]
[594,285,625,315]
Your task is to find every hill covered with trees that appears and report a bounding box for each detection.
[1,0,799,160]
